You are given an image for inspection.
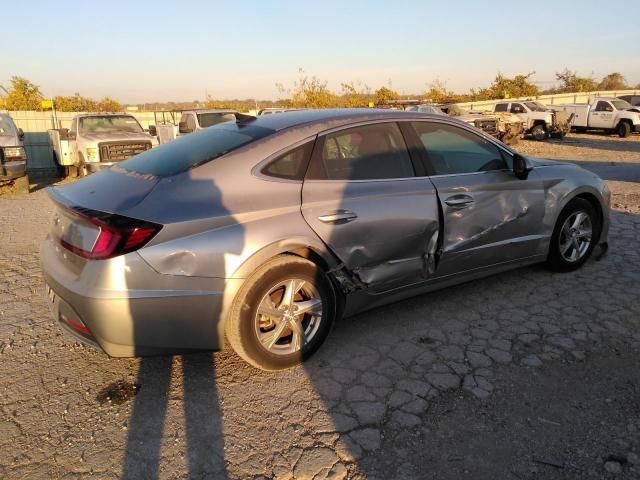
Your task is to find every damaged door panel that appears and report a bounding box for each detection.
[430,170,546,277]
[301,122,440,293]
[302,179,440,293]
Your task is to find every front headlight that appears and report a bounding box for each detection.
[3,146,26,159]
[86,147,99,162]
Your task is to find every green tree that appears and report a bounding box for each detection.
[339,81,371,107]
[471,72,539,100]
[554,69,597,93]
[597,72,628,91]
[372,86,399,105]
[96,97,122,112]
[281,70,340,108]
[53,93,97,112]
[4,76,44,110]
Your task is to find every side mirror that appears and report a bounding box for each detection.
[18,128,25,141]
[513,153,532,180]
[178,121,193,134]
[148,125,157,136]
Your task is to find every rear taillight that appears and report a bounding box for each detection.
[56,207,161,260]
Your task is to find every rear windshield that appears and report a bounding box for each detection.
[197,112,236,128]
[0,116,17,136]
[118,121,275,177]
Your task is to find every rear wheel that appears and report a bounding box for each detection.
[617,121,631,138]
[226,255,336,371]
[547,198,599,272]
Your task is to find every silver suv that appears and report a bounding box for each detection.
[0,113,27,180]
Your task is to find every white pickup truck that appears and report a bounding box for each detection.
[49,113,157,177]
[551,97,640,137]
[492,100,571,140]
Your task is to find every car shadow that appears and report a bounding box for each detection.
[121,172,240,479]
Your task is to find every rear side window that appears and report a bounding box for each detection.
[261,141,314,181]
[119,122,274,177]
[308,123,414,181]
[494,103,508,112]
[510,103,524,113]
[412,122,509,175]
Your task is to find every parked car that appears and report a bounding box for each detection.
[551,97,640,137]
[493,101,571,140]
[0,113,28,181]
[257,108,301,115]
[405,104,447,115]
[40,109,610,370]
[49,113,157,177]
[177,109,239,135]
[441,104,524,145]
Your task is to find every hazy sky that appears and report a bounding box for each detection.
[3,0,639,103]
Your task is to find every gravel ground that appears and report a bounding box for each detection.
[1,134,640,479]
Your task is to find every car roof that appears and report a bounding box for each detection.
[244,108,444,133]
[184,109,238,114]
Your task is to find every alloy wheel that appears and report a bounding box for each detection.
[254,278,323,355]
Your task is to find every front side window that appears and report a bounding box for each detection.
[412,122,509,175]
[494,103,508,112]
[611,100,631,111]
[79,116,143,134]
[309,123,414,181]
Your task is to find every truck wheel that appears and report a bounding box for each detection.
[617,122,631,138]
[531,124,548,141]
[226,255,336,371]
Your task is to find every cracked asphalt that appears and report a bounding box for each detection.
[1,136,640,479]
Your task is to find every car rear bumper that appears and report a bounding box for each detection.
[40,237,242,357]
[0,160,27,179]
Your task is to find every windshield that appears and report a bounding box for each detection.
[118,121,275,177]
[524,102,547,112]
[79,115,144,134]
[611,100,632,110]
[0,117,17,136]
[197,112,236,128]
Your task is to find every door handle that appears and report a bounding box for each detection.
[317,210,358,224]
[444,195,474,208]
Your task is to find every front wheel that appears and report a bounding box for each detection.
[547,198,600,272]
[226,255,336,371]
[531,124,548,141]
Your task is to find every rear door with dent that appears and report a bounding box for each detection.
[301,121,440,293]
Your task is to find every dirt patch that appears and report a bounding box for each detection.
[516,133,640,163]
[407,347,640,479]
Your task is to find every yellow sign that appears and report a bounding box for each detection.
[368,101,374,108]
[41,99,53,109]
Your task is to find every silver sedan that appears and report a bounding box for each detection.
[40,109,610,370]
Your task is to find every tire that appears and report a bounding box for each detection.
[226,255,336,371]
[531,124,548,141]
[617,121,631,138]
[547,198,600,273]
